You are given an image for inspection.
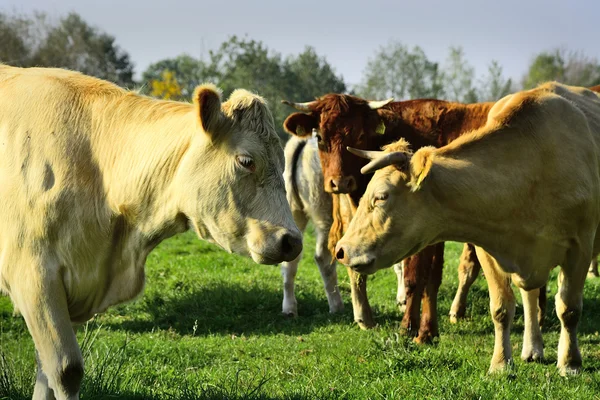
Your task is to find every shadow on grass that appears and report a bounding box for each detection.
[102,282,402,337]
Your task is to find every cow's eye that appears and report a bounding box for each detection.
[373,192,388,206]
[236,155,255,172]
[316,134,323,143]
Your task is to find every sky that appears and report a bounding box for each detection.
[2,0,600,88]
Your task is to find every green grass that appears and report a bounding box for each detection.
[3,227,600,399]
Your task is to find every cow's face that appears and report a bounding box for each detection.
[283,95,393,195]
[334,143,439,274]
[177,85,302,265]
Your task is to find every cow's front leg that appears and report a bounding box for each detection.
[346,267,374,329]
[520,287,544,362]
[555,258,587,375]
[416,243,444,344]
[11,257,83,400]
[449,243,481,323]
[475,247,515,373]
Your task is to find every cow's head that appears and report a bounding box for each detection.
[282,95,393,195]
[334,140,441,274]
[176,84,302,265]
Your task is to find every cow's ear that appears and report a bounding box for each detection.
[193,84,227,141]
[283,113,318,137]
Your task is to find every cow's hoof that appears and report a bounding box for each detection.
[413,332,435,345]
[397,303,407,313]
[488,359,513,374]
[521,346,544,363]
[356,319,376,330]
[558,364,581,376]
[328,302,344,314]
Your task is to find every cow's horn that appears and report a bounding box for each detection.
[347,147,385,160]
[360,152,409,175]
[368,98,394,109]
[281,100,316,112]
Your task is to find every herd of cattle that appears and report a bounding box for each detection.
[0,64,599,399]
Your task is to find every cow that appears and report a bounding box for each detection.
[282,94,546,345]
[0,65,302,400]
[335,82,600,375]
[281,133,343,316]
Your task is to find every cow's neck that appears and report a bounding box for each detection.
[90,98,195,240]
[384,100,494,149]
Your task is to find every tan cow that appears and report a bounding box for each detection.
[335,82,600,375]
[0,65,302,399]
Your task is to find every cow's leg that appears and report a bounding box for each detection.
[393,262,406,312]
[347,267,374,329]
[538,284,547,328]
[281,210,308,317]
[520,287,544,362]
[416,243,444,344]
[475,247,515,373]
[555,256,588,375]
[588,258,598,278]
[11,258,83,400]
[400,250,430,336]
[449,243,481,323]
[34,350,56,400]
[314,220,343,313]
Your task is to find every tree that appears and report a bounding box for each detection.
[0,12,32,66]
[477,60,513,101]
[141,54,212,97]
[356,41,444,100]
[442,47,477,103]
[202,36,346,139]
[522,48,600,89]
[31,13,135,87]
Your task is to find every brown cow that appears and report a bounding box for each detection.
[283,95,546,346]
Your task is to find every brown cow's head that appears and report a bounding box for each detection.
[282,95,393,195]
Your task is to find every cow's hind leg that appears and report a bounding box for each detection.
[11,257,83,400]
[449,243,481,323]
[475,247,515,373]
[520,287,544,362]
[314,220,343,313]
[555,253,588,375]
[281,210,308,317]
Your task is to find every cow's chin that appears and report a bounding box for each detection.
[249,250,281,265]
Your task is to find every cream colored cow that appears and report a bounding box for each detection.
[0,65,302,399]
[335,82,600,375]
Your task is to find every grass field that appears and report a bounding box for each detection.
[2,226,600,399]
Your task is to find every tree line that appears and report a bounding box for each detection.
[2,11,599,139]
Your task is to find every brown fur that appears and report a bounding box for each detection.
[284,94,495,340]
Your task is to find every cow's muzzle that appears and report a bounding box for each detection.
[325,175,357,194]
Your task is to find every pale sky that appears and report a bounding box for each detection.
[2,0,599,88]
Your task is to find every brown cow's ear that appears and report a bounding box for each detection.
[193,83,226,141]
[283,113,318,137]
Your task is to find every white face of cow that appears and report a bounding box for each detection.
[334,144,439,274]
[176,85,302,264]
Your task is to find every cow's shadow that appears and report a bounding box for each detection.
[101,282,403,337]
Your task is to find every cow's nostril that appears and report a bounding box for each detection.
[281,233,303,261]
[336,247,345,261]
[282,233,293,254]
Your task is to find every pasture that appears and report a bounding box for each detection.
[2,227,600,400]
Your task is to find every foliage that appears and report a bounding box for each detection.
[0,11,135,87]
[356,40,444,100]
[3,229,600,399]
[522,48,600,89]
[477,60,514,101]
[442,47,478,103]
[141,36,346,139]
[150,70,183,101]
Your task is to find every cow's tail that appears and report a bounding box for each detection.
[284,137,307,211]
